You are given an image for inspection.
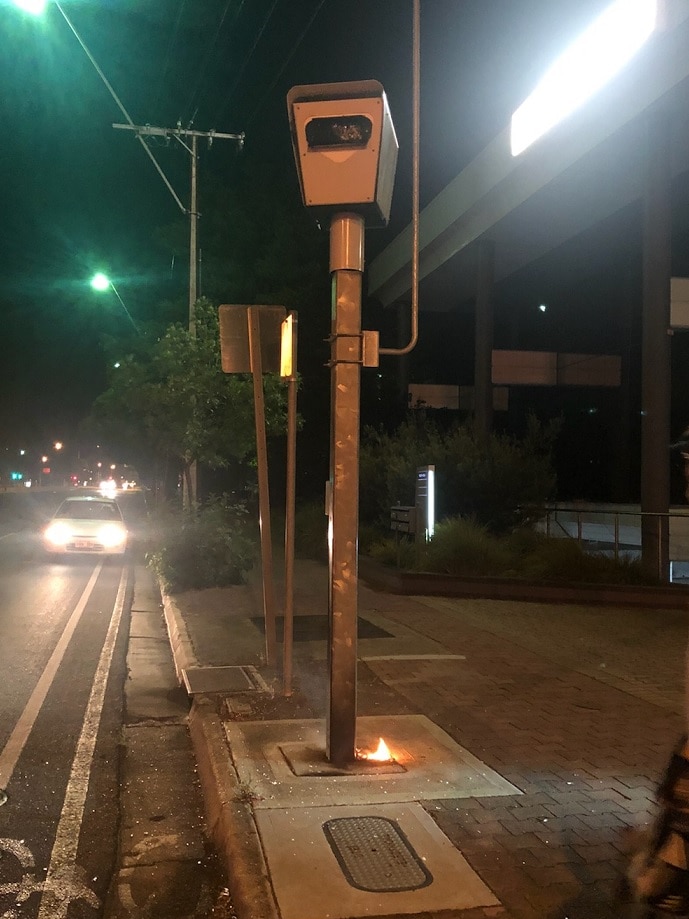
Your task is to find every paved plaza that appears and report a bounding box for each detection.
[165,559,689,918]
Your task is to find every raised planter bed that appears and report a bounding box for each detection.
[358,556,689,609]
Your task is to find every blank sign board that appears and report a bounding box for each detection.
[218,305,286,374]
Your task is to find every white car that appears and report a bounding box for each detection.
[43,496,128,556]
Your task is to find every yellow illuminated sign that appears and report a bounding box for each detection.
[280,313,296,379]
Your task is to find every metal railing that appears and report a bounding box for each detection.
[541,504,689,578]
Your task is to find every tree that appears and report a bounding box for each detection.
[156,158,332,498]
[85,298,286,500]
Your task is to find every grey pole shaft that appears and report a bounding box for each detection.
[641,110,672,580]
[283,336,298,697]
[189,134,198,334]
[186,134,199,506]
[248,308,278,667]
[327,214,365,767]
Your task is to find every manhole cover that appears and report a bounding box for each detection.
[323,816,432,892]
[251,616,392,641]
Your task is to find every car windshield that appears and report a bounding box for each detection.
[57,501,122,521]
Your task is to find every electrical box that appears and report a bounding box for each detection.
[287,80,398,227]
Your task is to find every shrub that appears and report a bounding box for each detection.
[359,415,559,535]
[147,495,257,592]
[369,534,417,569]
[294,501,328,562]
[513,533,651,585]
[293,504,391,562]
[417,517,514,576]
[365,516,653,585]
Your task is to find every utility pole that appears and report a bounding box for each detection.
[113,122,244,333]
[114,122,244,504]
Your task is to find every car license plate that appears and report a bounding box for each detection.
[74,540,92,548]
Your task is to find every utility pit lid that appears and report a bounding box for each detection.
[324,816,432,892]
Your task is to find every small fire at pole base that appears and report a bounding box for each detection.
[357,737,394,763]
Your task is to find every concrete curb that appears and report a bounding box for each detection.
[188,700,279,919]
[158,581,279,919]
[159,589,198,685]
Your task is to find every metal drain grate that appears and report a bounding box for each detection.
[323,816,432,893]
[182,665,255,694]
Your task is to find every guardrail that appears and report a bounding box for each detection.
[541,505,689,578]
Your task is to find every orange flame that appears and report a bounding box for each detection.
[359,737,393,762]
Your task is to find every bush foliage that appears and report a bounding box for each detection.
[359,415,559,535]
[368,517,652,585]
[294,501,328,563]
[147,495,258,592]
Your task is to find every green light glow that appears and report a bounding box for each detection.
[13,0,47,14]
[90,272,111,292]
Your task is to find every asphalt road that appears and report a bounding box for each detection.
[0,494,131,918]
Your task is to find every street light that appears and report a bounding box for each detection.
[511,0,658,156]
[13,0,46,12]
[90,273,139,334]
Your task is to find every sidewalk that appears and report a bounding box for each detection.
[161,558,689,919]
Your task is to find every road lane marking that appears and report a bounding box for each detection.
[0,837,40,918]
[36,568,127,919]
[0,563,103,790]
[0,836,100,919]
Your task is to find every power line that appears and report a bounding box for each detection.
[212,0,281,127]
[148,0,188,123]
[244,0,326,130]
[112,122,244,333]
[53,2,188,216]
[181,0,245,128]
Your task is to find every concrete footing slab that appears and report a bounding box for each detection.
[255,801,499,919]
[224,714,520,807]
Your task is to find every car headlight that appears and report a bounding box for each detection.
[45,522,71,546]
[98,524,127,548]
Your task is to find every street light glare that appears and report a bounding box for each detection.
[91,272,111,292]
[13,0,47,14]
[510,0,658,156]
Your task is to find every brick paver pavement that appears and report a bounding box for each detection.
[185,560,689,918]
[355,582,687,918]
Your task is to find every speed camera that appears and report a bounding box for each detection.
[287,80,398,227]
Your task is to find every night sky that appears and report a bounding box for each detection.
[3,0,682,499]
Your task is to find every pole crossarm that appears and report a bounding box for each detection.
[112,123,244,216]
[112,123,244,145]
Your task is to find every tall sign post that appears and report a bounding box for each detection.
[280,312,299,697]
[218,304,286,668]
[287,81,398,765]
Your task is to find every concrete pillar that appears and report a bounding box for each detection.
[641,110,672,580]
[474,239,495,440]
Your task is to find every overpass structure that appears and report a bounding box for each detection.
[367,3,689,578]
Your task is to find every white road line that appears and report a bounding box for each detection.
[36,567,128,919]
[0,563,103,789]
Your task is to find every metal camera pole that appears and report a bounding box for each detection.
[327,212,365,767]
